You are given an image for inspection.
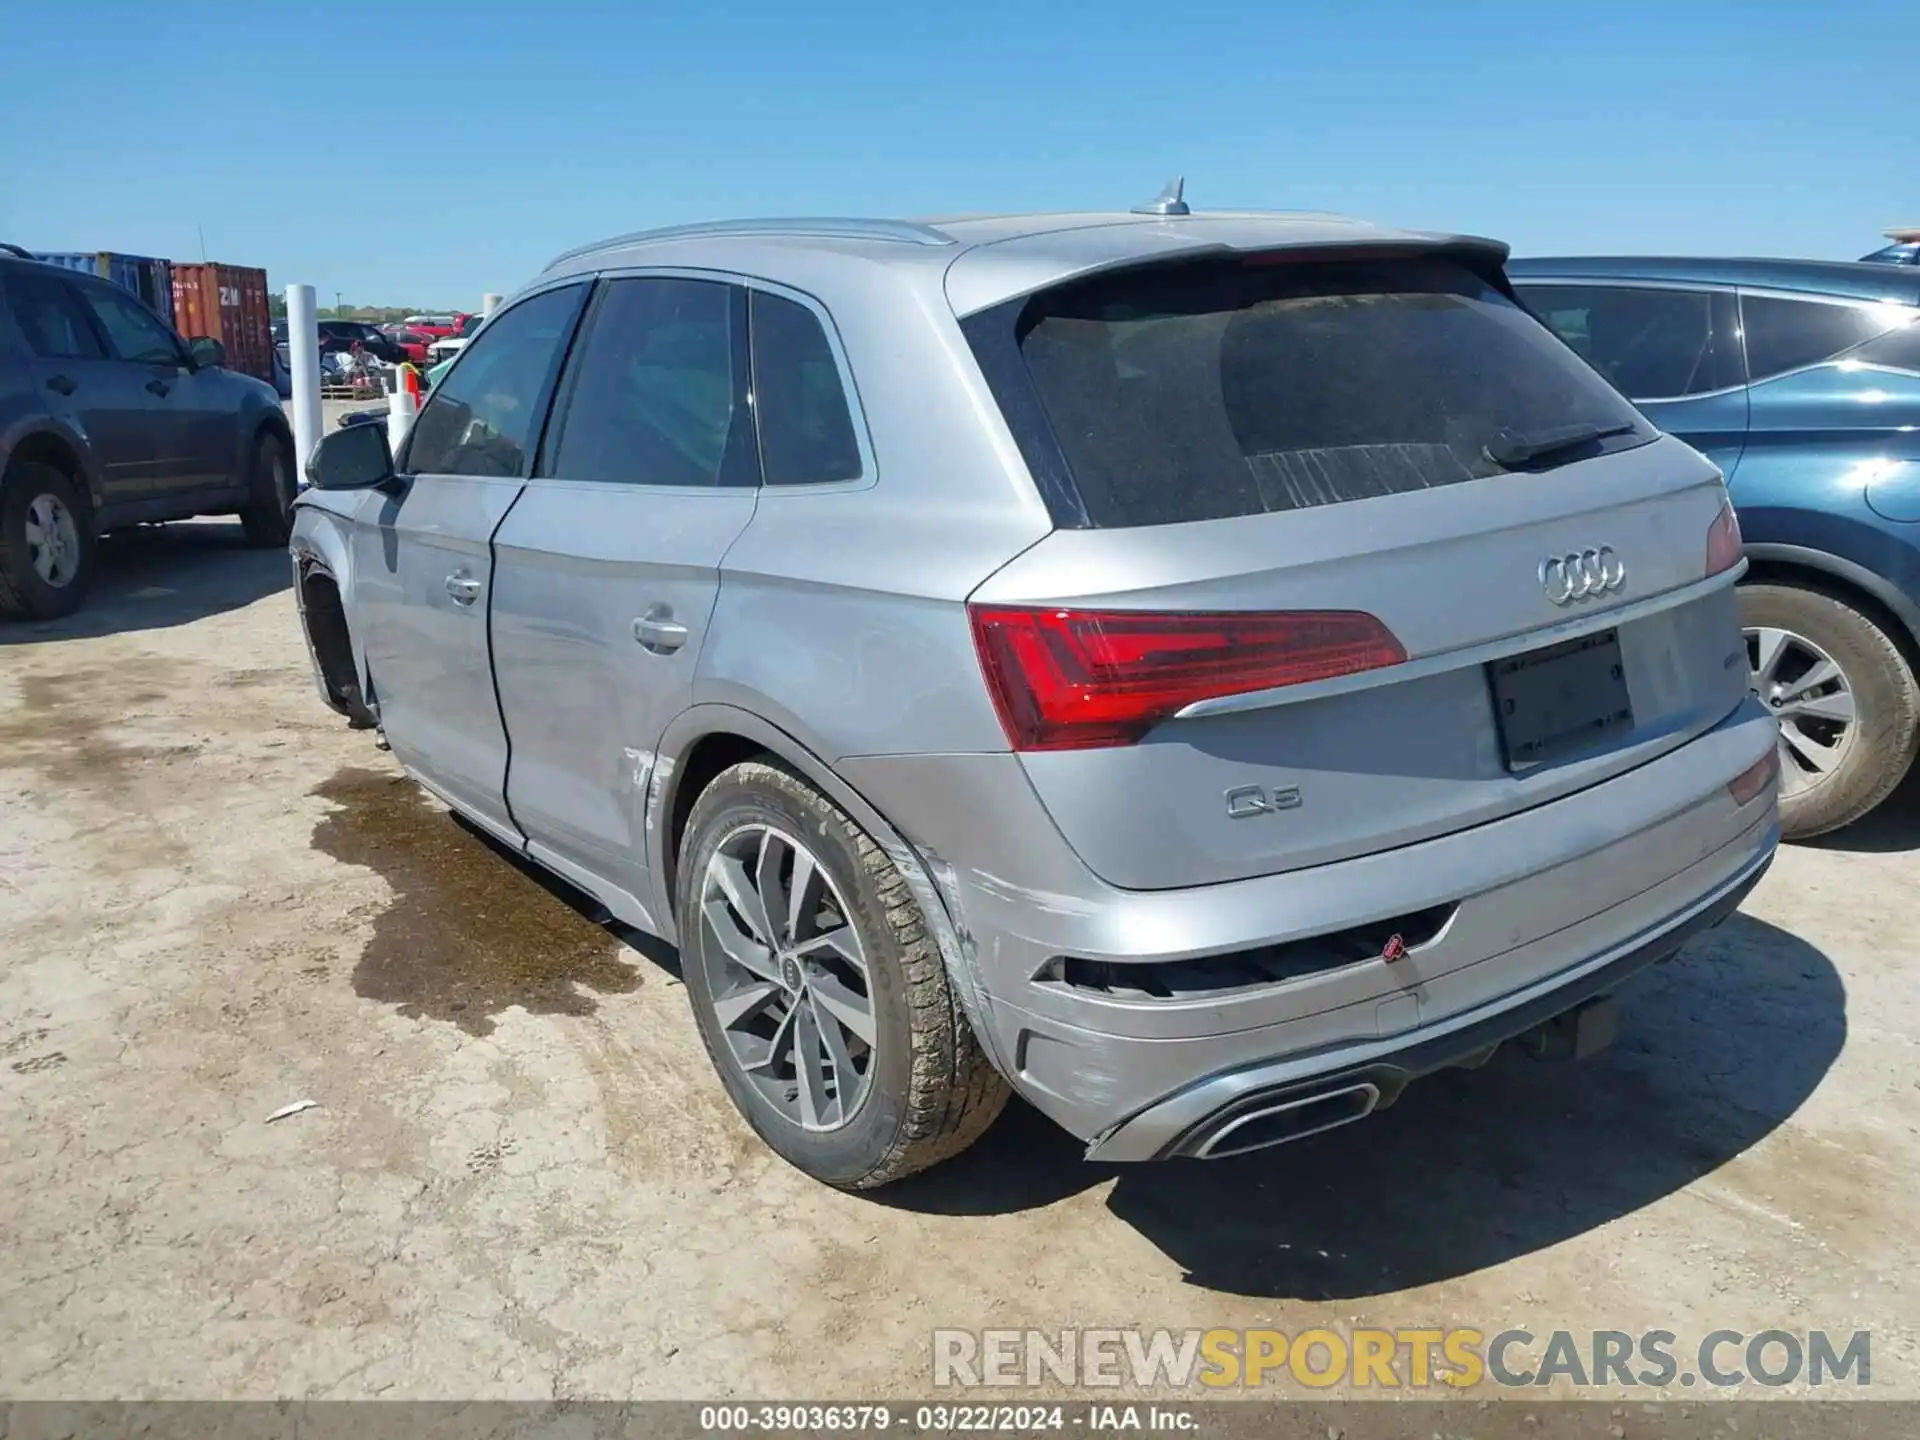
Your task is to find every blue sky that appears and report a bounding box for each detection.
[3,0,1910,309]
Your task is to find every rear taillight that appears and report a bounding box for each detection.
[1728,748,1779,808]
[969,606,1407,752]
[1706,499,1743,577]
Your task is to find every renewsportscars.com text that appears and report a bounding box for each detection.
[932,1327,1871,1391]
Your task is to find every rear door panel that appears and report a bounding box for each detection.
[972,437,1744,889]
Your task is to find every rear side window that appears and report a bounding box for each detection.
[1741,294,1914,381]
[544,277,756,488]
[749,290,862,485]
[3,273,106,359]
[987,256,1653,529]
[404,284,585,478]
[1849,311,1920,372]
[1520,284,1740,398]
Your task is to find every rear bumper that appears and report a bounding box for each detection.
[842,697,1779,1147]
[1085,838,1770,1160]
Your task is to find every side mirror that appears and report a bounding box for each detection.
[306,420,398,491]
[187,336,226,369]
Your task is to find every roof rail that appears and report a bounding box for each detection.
[544,216,955,272]
[0,242,35,259]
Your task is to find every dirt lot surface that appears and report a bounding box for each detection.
[2,519,1917,1402]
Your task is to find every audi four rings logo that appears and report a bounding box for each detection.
[1539,546,1626,605]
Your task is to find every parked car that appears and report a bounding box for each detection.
[400,314,460,340]
[0,251,295,618]
[1861,229,1920,265]
[383,327,436,365]
[318,319,407,365]
[424,310,483,365]
[292,204,1778,1188]
[1509,256,1920,837]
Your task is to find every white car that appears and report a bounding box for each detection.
[426,311,483,364]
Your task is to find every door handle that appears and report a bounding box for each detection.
[46,375,76,396]
[145,378,171,397]
[633,611,688,654]
[445,573,483,604]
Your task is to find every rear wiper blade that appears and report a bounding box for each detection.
[1484,421,1636,468]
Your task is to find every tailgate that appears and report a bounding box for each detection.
[971,437,1747,890]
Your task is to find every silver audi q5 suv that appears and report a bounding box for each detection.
[292,195,1780,1188]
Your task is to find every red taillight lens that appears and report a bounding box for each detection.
[1728,748,1779,808]
[1706,499,1743,577]
[969,606,1407,752]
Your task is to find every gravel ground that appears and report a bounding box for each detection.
[1,519,1916,1401]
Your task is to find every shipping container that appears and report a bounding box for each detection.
[32,251,175,323]
[170,262,272,382]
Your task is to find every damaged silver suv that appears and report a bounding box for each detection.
[292,194,1779,1188]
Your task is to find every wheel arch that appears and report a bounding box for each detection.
[1743,543,1920,667]
[3,423,103,514]
[648,704,1006,1071]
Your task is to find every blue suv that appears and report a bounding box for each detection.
[1510,256,1920,838]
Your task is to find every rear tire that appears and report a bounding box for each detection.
[0,461,96,621]
[239,430,295,548]
[1740,582,1920,838]
[677,760,1009,1189]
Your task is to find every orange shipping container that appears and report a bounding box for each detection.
[170,262,272,383]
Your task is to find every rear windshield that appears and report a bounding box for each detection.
[998,255,1656,529]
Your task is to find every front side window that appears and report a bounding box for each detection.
[404,285,585,477]
[79,284,181,365]
[544,277,753,487]
[1741,294,1915,382]
[3,274,106,359]
[1522,284,1738,399]
[749,290,862,486]
[994,256,1655,529]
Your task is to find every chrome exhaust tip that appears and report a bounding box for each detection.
[1189,1081,1381,1159]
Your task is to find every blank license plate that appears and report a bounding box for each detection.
[1489,629,1634,770]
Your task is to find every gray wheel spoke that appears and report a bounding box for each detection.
[702,897,781,983]
[793,1004,832,1127]
[753,831,789,943]
[1780,719,1844,775]
[810,989,859,1096]
[712,980,783,1031]
[1779,688,1855,724]
[1750,627,1792,688]
[1782,658,1842,699]
[808,967,876,1046]
[744,1004,798,1075]
[784,848,816,943]
[789,925,867,976]
[712,853,774,947]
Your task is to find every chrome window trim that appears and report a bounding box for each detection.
[576,262,879,493]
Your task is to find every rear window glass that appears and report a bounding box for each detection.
[1742,295,1912,381]
[1004,256,1654,529]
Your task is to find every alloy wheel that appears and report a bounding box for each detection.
[698,824,876,1131]
[1747,625,1858,798]
[23,493,80,588]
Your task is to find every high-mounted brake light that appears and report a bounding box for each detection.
[1706,499,1743,577]
[969,606,1407,752]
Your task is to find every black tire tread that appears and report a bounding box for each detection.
[238,430,293,548]
[1743,582,1920,838]
[687,759,1009,1189]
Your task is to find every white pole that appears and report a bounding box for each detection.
[482,292,504,318]
[286,284,322,484]
[387,378,418,455]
